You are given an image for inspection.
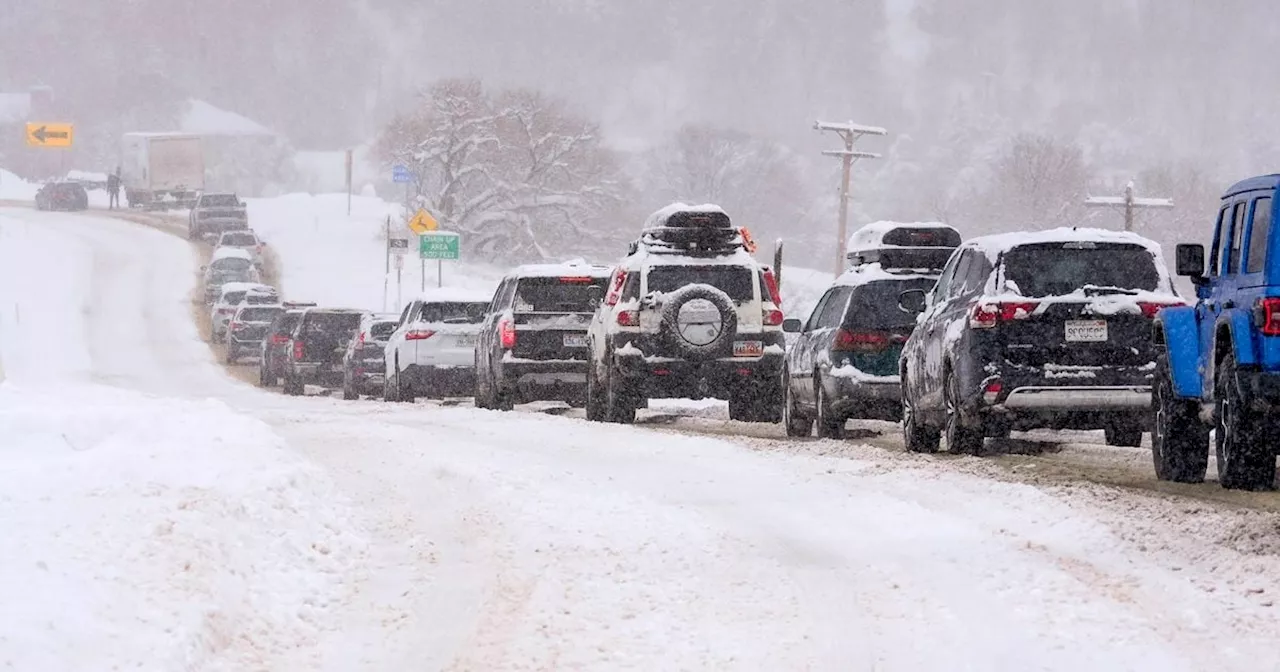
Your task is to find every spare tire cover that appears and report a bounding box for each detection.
[659,283,738,361]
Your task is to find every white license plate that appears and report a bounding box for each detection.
[1065,320,1108,342]
[733,340,764,357]
[563,334,587,348]
[456,334,477,347]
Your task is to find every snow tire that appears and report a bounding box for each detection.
[944,369,984,456]
[1151,352,1208,483]
[783,372,814,438]
[1215,356,1276,491]
[815,380,844,440]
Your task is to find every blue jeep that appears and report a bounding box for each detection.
[1154,174,1280,490]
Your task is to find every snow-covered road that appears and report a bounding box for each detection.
[3,207,1280,671]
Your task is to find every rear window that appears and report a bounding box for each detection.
[1001,242,1161,297]
[646,266,755,302]
[212,258,252,272]
[221,232,257,246]
[202,194,240,206]
[419,301,488,324]
[239,307,282,322]
[369,321,397,340]
[514,276,609,313]
[53,183,86,196]
[223,291,247,304]
[304,312,362,334]
[274,312,303,332]
[841,278,938,329]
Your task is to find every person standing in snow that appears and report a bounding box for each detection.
[107,168,121,209]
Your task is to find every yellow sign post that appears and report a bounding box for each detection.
[25,122,74,148]
[407,208,439,234]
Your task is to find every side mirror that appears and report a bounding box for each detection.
[1175,244,1206,279]
[585,284,604,309]
[782,318,802,333]
[899,289,928,314]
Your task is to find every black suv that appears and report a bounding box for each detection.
[281,308,363,395]
[226,304,284,364]
[898,229,1183,454]
[474,264,613,410]
[585,205,786,424]
[783,223,960,438]
[258,304,313,387]
[341,313,398,400]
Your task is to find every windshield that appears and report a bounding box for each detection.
[221,232,257,246]
[514,276,608,313]
[211,258,252,272]
[238,307,282,322]
[1002,243,1161,297]
[842,278,939,329]
[646,266,755,302]
[202,194,240,207]
[304,312,362,334]
[418,301,489,324]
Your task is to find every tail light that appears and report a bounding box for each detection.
[292,340,304,360]
[499,319,517,349]
[970,301,1038,329]
[230,321,244,331]
[356,331,366,346]
[762,269,782,305]
[559,276,593,284]
[270,333,290,345]
[405,329,435,341]
[983,379,1003,404]
[616,310,640,327]
[834,329,892,352]
[762,308,784,327]
[1138,301,1183,319]
[1254,297,1280,335]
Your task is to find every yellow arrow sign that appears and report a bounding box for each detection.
[25,122,74,148]
[407,208,438,234]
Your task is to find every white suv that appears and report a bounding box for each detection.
[209,282,276,342]
[585,204,786,424]
[383,289,493,402]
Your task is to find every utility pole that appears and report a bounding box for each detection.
[814,120,886,276]
[1085,180,1173,232]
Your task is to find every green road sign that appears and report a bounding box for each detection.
[419,232,460,260]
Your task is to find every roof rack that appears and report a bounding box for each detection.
[634,205,745,257]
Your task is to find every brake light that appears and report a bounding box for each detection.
[1138,301,1182,319]
[763,308,784,327]
[970,301,1037,328]
[617,310,640,327]
[292,340,304,360]
[983,379,1003,404]
[499,319,517,349]
[833,329,892,352]
[762,269,781,305]
[605,269,626,306]
[1254,297,1280,336]
[270,333,289,345]
[559,276,593,284]
[357,331,366,346]
[405,329,435,341]
[230,321,244,331]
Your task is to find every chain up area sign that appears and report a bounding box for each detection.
[419,232,460,260]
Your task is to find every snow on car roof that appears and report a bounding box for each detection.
[510,261,612,278]
[211,247,253,261]
[833,262,938,288]
[847,220,957,251]
[414,287,494,304]
[966,227,1163,259]
[643,202,729,229]
[217,282,272,298]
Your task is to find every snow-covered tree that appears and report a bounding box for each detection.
[970,133,1091,232]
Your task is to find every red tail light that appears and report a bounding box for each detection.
[270,333,289,345]
[970,301,1038,328]
[1255,297,1280,335]
[762,308,784,327]
[1138,301,1183,319]
[559,276,593,284]
[499,319,517,349]
[230,321,244,331]
[292,340,304,360]
[834,329,893,352]
[762,269,781,305]
[357,331,366,346]
[617,310,640,327]
[405,329,435,341]
[983,379,1003,403]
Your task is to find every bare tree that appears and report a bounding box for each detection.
[976,133,1091,231]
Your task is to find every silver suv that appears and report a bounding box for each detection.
[584,204,786,424]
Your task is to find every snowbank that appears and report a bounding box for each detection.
[0,168,38,201]
[0,383,366,670]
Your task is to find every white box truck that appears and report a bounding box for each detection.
[121,133,205,209]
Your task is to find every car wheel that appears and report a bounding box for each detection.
[474,367,491,409]
[585,360,606,422]
[783,372,814,438]
[814,378,844,440]
[283,372,303,396]
[1103,422,1143,448]
[257,362,270,387]
[383,370,400,402]
[1215,356,1276,490]
[1152,352,1209,483]
[902,382,940,454]
[225,346,237,365]
[493,385,515,412]
[944,369,984,456]
[605,365,636,424]
[342,372,358,401]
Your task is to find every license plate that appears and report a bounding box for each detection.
[563,334,587,348]
[733,340,764,357]
[1065,320,1108,342]
[456,334,477,347]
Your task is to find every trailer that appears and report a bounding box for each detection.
[120,133,205,209]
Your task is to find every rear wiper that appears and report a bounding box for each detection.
[1082,285,1138,297]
